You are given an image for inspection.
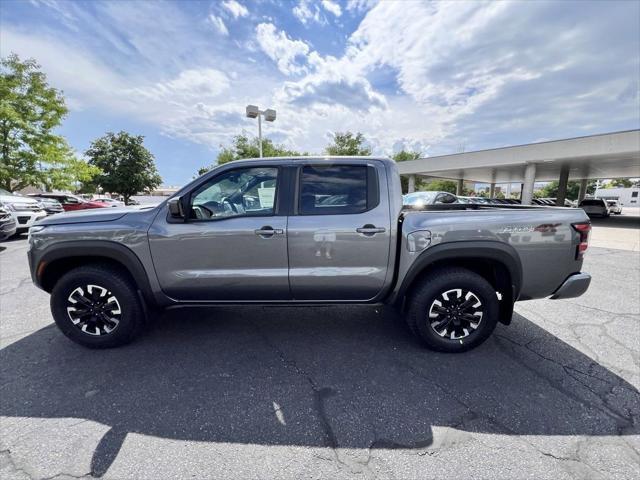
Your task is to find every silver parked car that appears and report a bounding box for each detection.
[403,191,458,207]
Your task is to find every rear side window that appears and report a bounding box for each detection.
[299,165,376,215]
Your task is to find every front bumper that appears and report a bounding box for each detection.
[13,210,47,231]
[550,273,591,299]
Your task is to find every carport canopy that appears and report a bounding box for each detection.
[397,130,640,183]
[397,130,640,205]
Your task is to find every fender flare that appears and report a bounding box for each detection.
[33,240,157,306]
[395,240,523,304]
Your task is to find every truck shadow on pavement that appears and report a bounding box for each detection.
[1,306,638,477]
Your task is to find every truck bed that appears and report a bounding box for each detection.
[397,205,590,300]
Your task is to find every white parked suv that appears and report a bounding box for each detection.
[579,198,610,218]
[606,200,622,214]
[0,188,47,234]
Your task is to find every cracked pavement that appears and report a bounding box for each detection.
[1,228,639,479]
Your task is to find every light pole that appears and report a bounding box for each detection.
[245,105,276,158]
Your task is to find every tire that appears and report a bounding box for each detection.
[50,264,145,348]
[405,267,500,353]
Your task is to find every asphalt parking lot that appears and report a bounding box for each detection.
[1,214,639,479]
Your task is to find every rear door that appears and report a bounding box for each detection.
[148,165,291,301]
[287,161,392,301]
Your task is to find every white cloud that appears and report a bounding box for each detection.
[255,23,310,75]
[133,69,230,101]
[221,0,248,19]
[9,0,640,176]
[208,14,228,36]
[293,0,325,25]
[283,75,385,111]
[346,0,378,13]
[321,0,342,17]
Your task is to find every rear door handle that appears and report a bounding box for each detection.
[356,225,386,236]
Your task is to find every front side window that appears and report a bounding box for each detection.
[190,167,278,220]
[299,165,368,215]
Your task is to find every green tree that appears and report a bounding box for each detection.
[605,178,633,188]
[538,180,597,200]
[393,150,423,193]
[86,131,162,204]
[40,140,101,192]
[0,54,69,190]
[196,134,304,177]
[424,179,458,194]
[325,132,371,156]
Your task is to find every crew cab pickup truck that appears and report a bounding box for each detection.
[28,157,592,352]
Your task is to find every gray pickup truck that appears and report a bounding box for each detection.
[28,157,592,352]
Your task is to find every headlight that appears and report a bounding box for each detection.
[407,230,431,252]
[3,203,16,211]
[29,225,46,234]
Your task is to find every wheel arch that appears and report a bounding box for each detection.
[34,241,156,307]
[395,241,522,325]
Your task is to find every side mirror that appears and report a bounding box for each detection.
[168,197,185,219]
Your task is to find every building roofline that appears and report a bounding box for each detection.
[418,129,640,161]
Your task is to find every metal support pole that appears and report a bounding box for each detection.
[408,175,416,193]
[456,179,464,196]
[577,178,588,203]
[556,164,569,206]
[521,163,537,205]
[258,113,263,158]
[489,183,496,198]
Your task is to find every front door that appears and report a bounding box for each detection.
[61,196,84,211]
[148,166,290,301]
[287,162,392,301]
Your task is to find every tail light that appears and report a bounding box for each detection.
[572,222,591,259]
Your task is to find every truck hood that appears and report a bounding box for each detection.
[36,207,134,226]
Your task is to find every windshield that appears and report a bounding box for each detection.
[0,188,13,196]
[403,191,438,205]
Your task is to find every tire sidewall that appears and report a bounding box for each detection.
[51,268,141,348]
[410,272,499,352]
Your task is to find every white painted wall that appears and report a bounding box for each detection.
[595,187,640,206]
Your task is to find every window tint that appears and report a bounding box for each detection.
[299,165,368,215]
[190,167,278,220]
[580,199,604,206]
[632,192,639,198]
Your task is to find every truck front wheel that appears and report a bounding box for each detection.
[50,264,145,348]
[406,267,499,353]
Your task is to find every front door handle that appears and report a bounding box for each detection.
[255,226,284,237]
[356,225,386,236]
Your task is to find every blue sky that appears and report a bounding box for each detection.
[2,0,639,185]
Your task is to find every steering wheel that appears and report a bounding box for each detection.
[222,198,238,213]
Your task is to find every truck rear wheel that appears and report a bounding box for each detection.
[50,264,145,348]
[406,267,499,353]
